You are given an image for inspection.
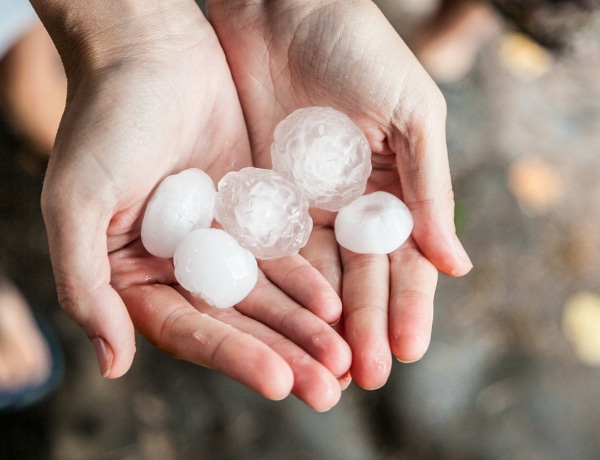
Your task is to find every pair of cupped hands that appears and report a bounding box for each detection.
[34,0,472,411]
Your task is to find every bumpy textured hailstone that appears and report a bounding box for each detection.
[141,168,216,259]
[214,167,313,260]
[271,107,372,211]
[334,191,414,254]
[173,228,258,309]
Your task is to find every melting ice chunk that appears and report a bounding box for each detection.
[214,167,312,260]
[173,228,258,309]
[271,107,372,211]
[334,191,413,254]
[141,168,216,259]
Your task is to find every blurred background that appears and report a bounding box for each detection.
[1,1,600,458]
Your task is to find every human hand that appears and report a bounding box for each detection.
[33,0,350,410]
[206,0,473,389]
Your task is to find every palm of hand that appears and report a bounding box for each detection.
[208,0,470,389]
[43,23,349,410]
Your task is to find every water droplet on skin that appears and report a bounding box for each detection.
[374,357,390,375]
[311,334,321,347]
[193,330,209,347]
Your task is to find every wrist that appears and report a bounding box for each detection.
[30,0,208,75]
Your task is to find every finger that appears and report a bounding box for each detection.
[388,238,437,362]
[331,311,352,391]
[41,184,136,379]
[341,249,392,390]
[390,84,472,277]
[338,370,352,391]
[182,288,343,411]
[299,224,342,299]
[236,271,351,379]
[121,284,294,401]
[259,252,342,325]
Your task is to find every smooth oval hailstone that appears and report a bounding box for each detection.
[141,168,216,259]
[173,228,258,309]
[271,106,372,211]
[214,167,313,260]
[334,191,413,254]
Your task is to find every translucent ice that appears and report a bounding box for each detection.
[271,107,372,211]
[141,168,216,259]
[334,191,413,254]
[173,228,258,309]
[214,167,313,260]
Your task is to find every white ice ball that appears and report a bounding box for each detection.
[214,167,313,260]
[271,107,372,211]
[173,228,258,309]
[334,191,413,254]
[141,168,216,258]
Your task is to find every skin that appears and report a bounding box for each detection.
[206,0,473,389]
[0,282,52,390]
[0,21,66,153]
[31,0,350,411]
[30,0,472,408]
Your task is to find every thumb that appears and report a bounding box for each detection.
[391,88,472,277]
[42,177,136,378]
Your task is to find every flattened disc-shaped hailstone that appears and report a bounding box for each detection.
[141,168,216,259]
[271,107,372,211]
[174,228,258,309]
[334,191,413,254]
[214,167,313,260]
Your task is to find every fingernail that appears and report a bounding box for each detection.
[92,337,112,378]
[338,371,352,391]
[454,235,473,272]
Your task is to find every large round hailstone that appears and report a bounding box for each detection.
[271,107,372,211]
[334,191,413,254]
[141,168,216,259]
[173,228,258,309]
[214,167,313,260]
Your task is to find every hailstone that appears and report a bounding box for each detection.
[334,191,413,254]
[214,167,312,260]
[271,107,372,211]
[173,228,258,309]
[141,168,216,258]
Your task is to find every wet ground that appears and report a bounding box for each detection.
[2,3,600,459]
